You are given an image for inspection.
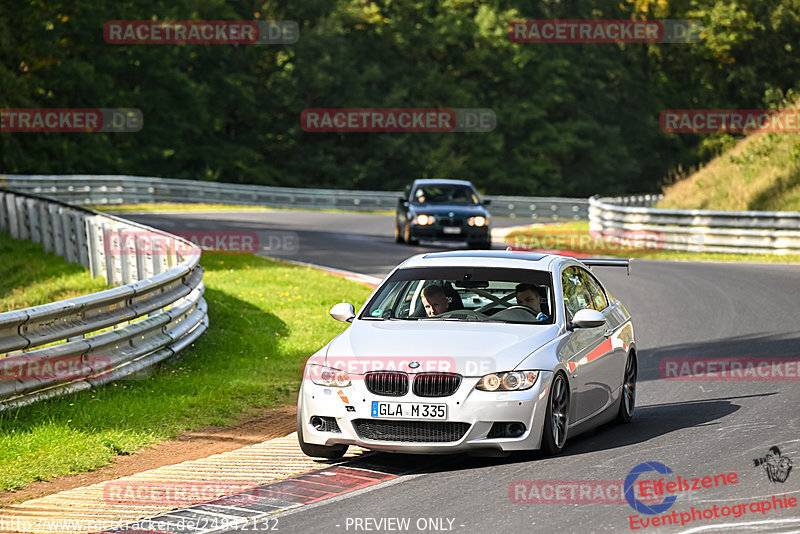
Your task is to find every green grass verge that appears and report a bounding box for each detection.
[505,221,800,263]
[0,236,373,493]
[89,202,393,215]
[0,232,107,311]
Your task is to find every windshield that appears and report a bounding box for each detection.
[361,267,554,324]
[412,185,479,205]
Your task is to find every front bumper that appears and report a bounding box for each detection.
[298,371,553,453]
[410,223,489,243]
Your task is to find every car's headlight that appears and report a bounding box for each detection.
[476,371,538,391]
[468,216,488,227]
[416,214,435,225]
[306,364,351,387]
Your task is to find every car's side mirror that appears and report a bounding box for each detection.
[329,302,356,323]
[482,199,492,206]
[402,201,409,208]
[570,308,605,329]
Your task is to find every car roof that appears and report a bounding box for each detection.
[411,179,476,188]
[398,250,564,271]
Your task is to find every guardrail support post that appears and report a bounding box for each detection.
[62,210,77,264]
[102,223,117,285]
[119,228,132,284]
[6,194,19,238]
[0,191,7,232]
[151,236,165,275]
[39,200,52,252]
[28,198,41,244]
[75,213,90,268]
[16,196,29,241]
[135,232,147,281]
[51,205,64,257]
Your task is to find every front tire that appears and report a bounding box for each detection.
[394,219,405,243]
[297,407,348,459]
[616,352,636,424]
[541,372,569,455]
[404,222,418,245]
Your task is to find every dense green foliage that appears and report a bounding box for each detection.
[1,0,798,196]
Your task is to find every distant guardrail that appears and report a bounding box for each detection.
[0,175,589,220]
[0,189,208,411]
[590,195,800,254]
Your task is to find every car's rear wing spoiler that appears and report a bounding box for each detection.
[580,258,633,276]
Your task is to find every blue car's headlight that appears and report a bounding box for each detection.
[476,370,538,391]
[306,364,351,387]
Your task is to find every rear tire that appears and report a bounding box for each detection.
[616,352,636,424]
[541,372,569,455]
[297,407,348,459]
[394,220,405,243]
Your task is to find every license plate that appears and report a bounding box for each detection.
[371,401,447,420]
[442,226,461,234]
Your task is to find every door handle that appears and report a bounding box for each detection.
[603,329,613,338]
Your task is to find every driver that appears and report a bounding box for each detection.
[421,285,449,317]
[515,283,549,321]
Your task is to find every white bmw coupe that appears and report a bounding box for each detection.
[297,251,636,458]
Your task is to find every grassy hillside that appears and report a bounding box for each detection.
[658,124,800,212]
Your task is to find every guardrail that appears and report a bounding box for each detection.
[0,175,589,220]
[0,189,208,411]
[589,195,800,254]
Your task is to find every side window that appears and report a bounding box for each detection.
[579,270,609,311]
[561,267,589,320]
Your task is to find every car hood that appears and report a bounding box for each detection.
[410,204,488,217]
[320,320,559,376]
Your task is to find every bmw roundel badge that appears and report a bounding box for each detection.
[408,361,420,369]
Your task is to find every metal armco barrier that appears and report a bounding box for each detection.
[0,175,589,220]
[0,189,208,411]
[590,195,800,254]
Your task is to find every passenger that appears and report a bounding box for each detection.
[515,283,549,321]
[421,285,449,317]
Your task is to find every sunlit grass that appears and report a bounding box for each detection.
[0,245,373,493]
[0,232,107,311]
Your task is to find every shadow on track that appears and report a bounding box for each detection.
[338,393,769,476]
[637,332,800,383]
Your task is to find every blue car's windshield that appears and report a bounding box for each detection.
[412,185,479,205]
